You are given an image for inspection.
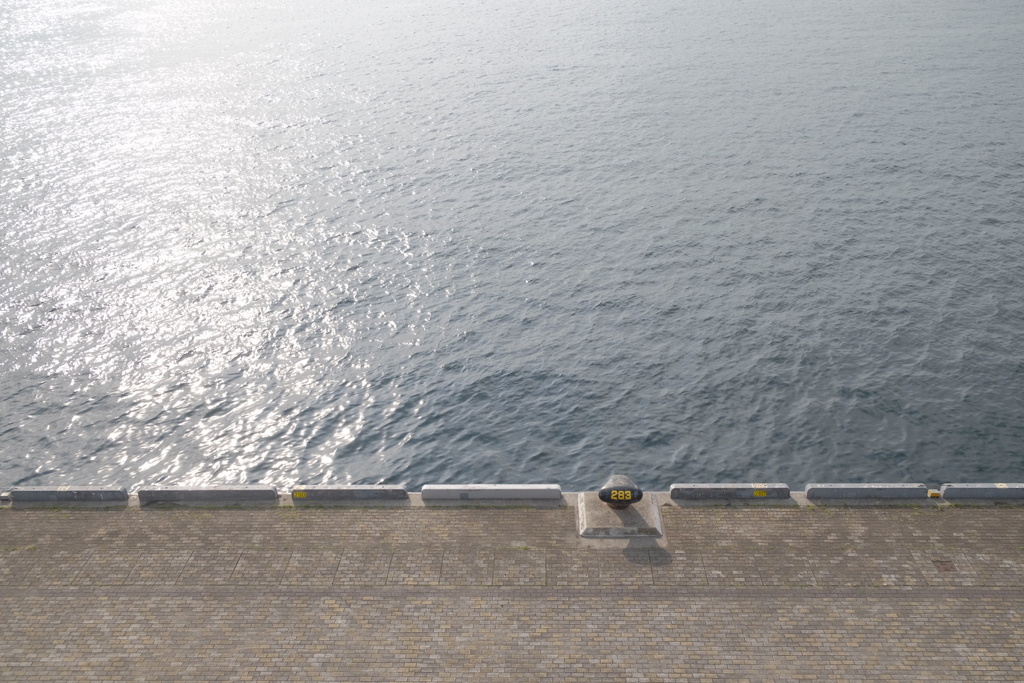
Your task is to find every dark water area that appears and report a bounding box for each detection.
[2,0,1023,490]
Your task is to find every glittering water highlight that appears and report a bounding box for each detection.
[2,0,1023,490]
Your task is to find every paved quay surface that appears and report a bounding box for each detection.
[2,498,1024,681]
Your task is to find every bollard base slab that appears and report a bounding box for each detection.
[577,492,663,538]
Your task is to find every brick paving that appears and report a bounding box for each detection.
[2,502,1024,680]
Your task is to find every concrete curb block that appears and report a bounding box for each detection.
[8,486,129,505]
[420,484,562,501]
[940,483,1024,500]
[670,483,790,500]
[805,483,929,500]
[291,485,409,504]
[138,486,279,506]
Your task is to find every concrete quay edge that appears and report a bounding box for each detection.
[6,483,1024,509]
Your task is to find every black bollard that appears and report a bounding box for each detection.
[597,475,643,510]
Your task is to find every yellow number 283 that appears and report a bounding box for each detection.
[610,490,633,501]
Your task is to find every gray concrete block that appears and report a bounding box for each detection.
[577,491,663,538]
[138,486,278,506]
[291,485,408,503]
[940,483,1024,500]
[8,486,129,504]
[420,484,562,501]
[670,483,790,500]
[804,483,929,499]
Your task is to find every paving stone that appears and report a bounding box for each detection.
[282,551,342,587]
[128,550,192,585]
[441,549,494,586]
[3,505,1024,680]
[73,550,141,586]
[812,546,926,587]
[176,549,242,586]
[493,549,546,586]
[231,550,291,586]
[335,549,392,587]
[750,552,819,587]
[969,552,1024,586]
[651,549,708,586]
[0,548,37,586]
[702,548,764,586]
[911,550,981,587]
[22,550,89,587]
[545,550,600,587]
[386,548,442,586]
[593,548,653,588]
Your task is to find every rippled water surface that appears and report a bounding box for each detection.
[2,0,1023,490]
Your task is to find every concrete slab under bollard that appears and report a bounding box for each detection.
[577,490,663,539]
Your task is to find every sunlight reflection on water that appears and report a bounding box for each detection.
[2,0,1023,490]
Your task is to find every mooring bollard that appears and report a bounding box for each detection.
[597,474,643,510]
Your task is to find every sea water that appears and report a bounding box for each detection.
[2,0,1023,490]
